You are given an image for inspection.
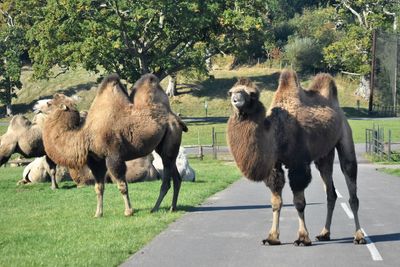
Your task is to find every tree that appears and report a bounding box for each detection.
[324,0,398,75]
[0,5,24,116]
[24,0,268,89]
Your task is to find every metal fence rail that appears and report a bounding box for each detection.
[365,125,400,161]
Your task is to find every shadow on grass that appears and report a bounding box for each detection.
[11,81,97,114]
[191,72,281,99]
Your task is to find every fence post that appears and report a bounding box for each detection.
[212,127,217,159]
[388,129,392,161]
[198,129,203,160]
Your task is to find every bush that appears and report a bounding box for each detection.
[284,37,323,73]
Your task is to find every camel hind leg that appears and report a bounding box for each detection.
[152,131,182,212]
[336,122,366,244]
[315,149,337,241]
[106,156,133,216]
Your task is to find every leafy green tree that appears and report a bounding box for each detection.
[24,0,267,94]
[0,4,25,116]
[324,0,398,75]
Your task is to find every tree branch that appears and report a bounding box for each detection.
[341,0,364,26]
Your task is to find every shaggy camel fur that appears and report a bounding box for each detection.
[0,110,58,189]
[227,70,366,246]
[43,74,186,217]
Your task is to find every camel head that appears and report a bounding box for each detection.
[228,77,261,117]
[45,93,81,127]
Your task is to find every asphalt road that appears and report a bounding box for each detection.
[122,146,400,267]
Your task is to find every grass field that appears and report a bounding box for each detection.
[380,168,400,177]
[0,157,240,267]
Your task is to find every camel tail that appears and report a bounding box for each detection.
[309,73,338,101]
[277,69,301,92]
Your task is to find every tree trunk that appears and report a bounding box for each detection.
[166,74,177,97]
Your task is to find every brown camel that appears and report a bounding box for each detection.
[227,69,366,246]
[0,110,58,189]
[42,73,186,217]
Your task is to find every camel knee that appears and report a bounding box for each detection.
[95,183,104,195]
[271,194,282,211]
[116,180,128,194]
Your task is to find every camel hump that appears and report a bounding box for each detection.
[277,69,300,92]
[309,73,338,100]
[98,73,124,93]
[133,73,160,89]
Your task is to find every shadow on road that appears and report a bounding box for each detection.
[185,202,323,212]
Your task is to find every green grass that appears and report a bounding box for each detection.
[348,118,400,143]
[0,157,240,267]
[379,168,400,177]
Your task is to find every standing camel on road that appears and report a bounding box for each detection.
[227,70,366,246]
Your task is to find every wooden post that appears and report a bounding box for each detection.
[369,30,377,113]
[388,129,392,161]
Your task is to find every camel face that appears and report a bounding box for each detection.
[45,94,81,127]
[228,78,260,115]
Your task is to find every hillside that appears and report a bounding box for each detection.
[4,65,367,119]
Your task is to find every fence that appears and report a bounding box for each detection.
[370,30,400,116]
[184,127,230,160]
[365,125,400,161]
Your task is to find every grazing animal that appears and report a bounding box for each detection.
[227,70,365,246]
[152,147,195,182]
[0,103,58,189]
[42,74,187,217]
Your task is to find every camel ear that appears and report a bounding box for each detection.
[59,104,68,111]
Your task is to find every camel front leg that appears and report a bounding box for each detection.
[262,190,282,245]
[94,182,104,217]
[106,157,133,217]
[293,190,311,246]
[262,164,285,245]
[44,156,58,190]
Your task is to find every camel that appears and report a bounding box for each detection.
[0,104,58,189]
[42,73,187,217]
[227,70,366,246]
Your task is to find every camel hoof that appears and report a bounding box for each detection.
[353,229,366,245]
[315,233,331,241]
[170,207,177,212]
[94,213,103,218]
[150,207,159,213]
[51,184,59,190]
[125,208,133,217]
[262,238,281,246]
[294,239,312,246]
[353,237,367,245]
